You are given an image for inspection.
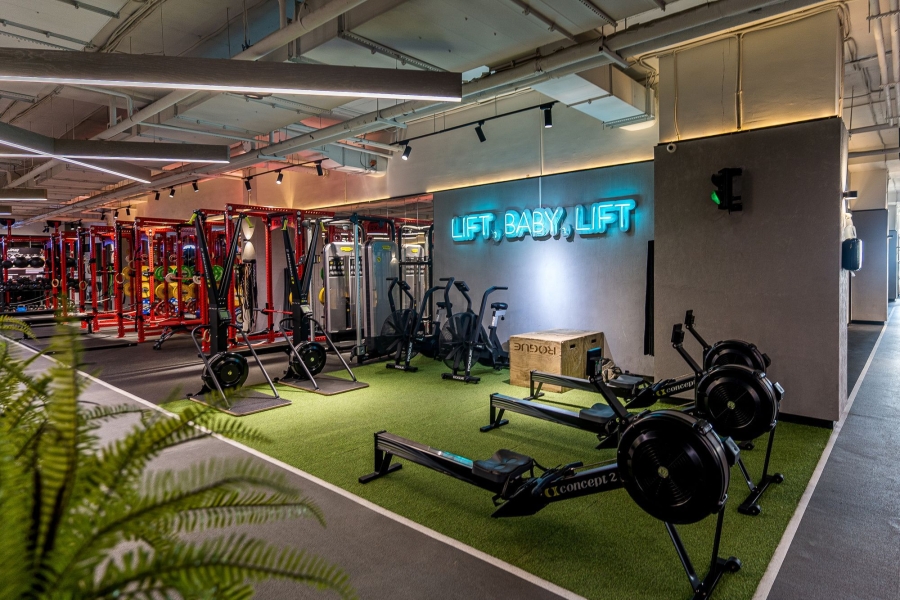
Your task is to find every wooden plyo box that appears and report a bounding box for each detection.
[509,329,604,392]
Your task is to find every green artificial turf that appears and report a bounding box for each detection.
[162,357,829,600]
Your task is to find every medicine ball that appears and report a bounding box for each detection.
[1,259,12,269]
[13,256,28,268]
[29,256,45,268]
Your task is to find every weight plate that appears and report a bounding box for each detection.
[212,265,224,282]
[154,266,166,282]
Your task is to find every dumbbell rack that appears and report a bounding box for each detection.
[0,221,54,313]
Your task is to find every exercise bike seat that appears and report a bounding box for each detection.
[473,449,534,483]
[578,403,616,425]
[491,302,508,311]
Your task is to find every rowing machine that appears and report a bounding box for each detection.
[684,309,770,372]
[482,324,783,516]
[361,376,743,600]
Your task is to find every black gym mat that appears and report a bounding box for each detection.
[278,374,369,396]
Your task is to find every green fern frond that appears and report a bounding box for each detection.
[0,315,34,339]
[92,533,357,600]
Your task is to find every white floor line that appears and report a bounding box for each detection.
[8,338,585,600]
[751,311,893,600]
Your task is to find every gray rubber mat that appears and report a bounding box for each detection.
[278,374,369,395]
[20,334,136,354]
[189,392,292,416]
[846,321,883,390]
[10,345,573,600]
[767,313,896,600]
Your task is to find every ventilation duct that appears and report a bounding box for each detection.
[531,64,654,128]
[316,145,388,177]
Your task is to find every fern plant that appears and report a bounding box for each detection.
[0,318,355,600]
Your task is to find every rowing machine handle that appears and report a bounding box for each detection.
[684,309,694,326]
[672,324,685,346]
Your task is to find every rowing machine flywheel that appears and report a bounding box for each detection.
[202,352,249,392]
[617,410,731,524]
[287,341,327,379]
[695,365,779,441]
[704,340,770,371]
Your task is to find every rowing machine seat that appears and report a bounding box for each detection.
[491,302,508,311]
[473,449,533,483]
[579,403,616,425]
[608,373,645,392]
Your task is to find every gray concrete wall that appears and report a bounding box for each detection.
[654,118,846,422]
[433,161,654,375]
[850,210,889,323]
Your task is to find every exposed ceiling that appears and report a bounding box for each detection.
[0,0,872,223]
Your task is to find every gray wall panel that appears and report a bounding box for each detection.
[433,161,654,375]
[654,118,845,422]
[850,210,889,322]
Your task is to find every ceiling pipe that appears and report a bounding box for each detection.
[849,122,899,134]
[5,0,371,189]
[849,147,900,158]
[891,0,900,119]
[871,0,894,124]
[230,0,833,162]
[21,0,828,222]
[506,0,577,42]
[72,85,134,117]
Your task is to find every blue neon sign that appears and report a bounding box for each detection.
[451,199,636,243]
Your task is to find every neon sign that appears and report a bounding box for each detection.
[451,199,636,243]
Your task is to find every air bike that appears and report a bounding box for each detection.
[276,217,363,394]
[360,376,743,600]
[482,317,783,516]
[439,280,509,383]
[188,210,287,416]
[381,276,455,372]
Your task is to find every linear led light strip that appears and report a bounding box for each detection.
[0,151,229,163]
[0,77,459,103]
[0,138,152,183]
